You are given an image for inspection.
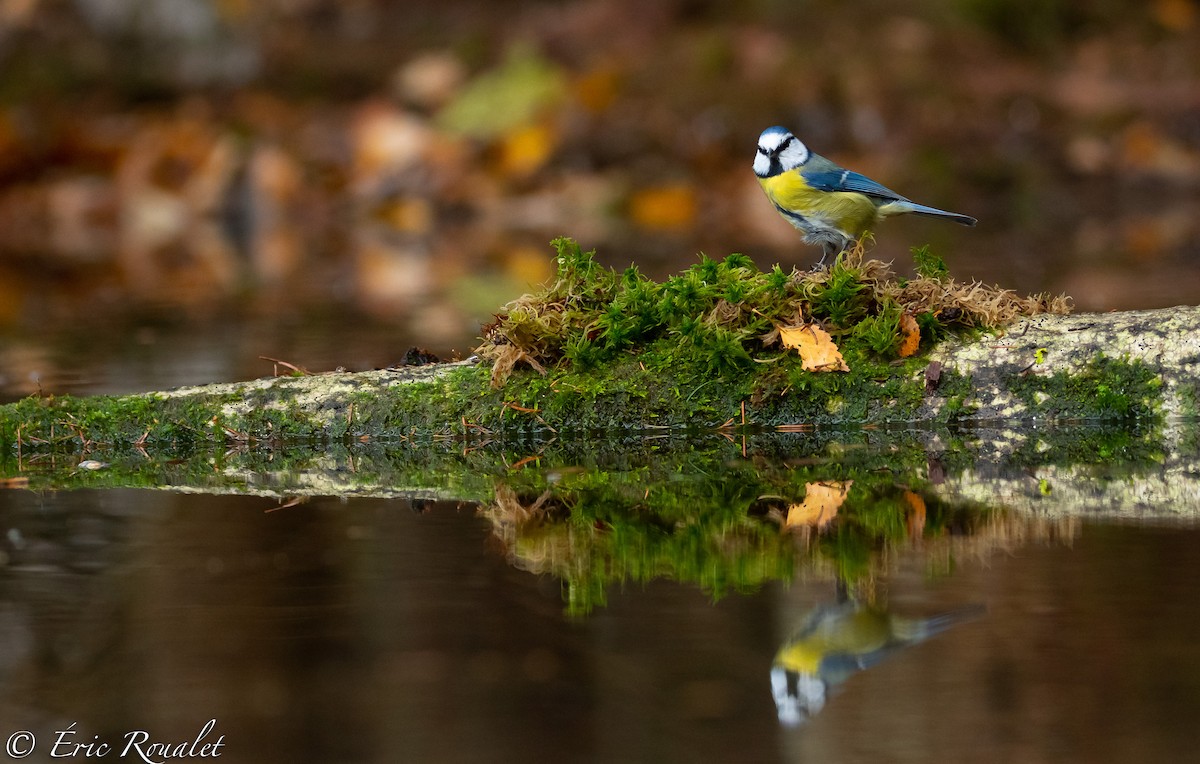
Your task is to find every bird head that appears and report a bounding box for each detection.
[754,126,810,178]
[770,665,827,726]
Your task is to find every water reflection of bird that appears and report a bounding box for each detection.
[771,592,984,726]
[753,126,977,266]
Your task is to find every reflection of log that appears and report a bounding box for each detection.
[934,424,1200,519]
[0,430,1197,522]
[0,307,1198,446]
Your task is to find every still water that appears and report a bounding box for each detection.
[2,479,1199,763]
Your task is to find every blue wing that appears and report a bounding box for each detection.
[801,168,907,202]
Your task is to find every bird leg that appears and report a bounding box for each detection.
[811,242,838,271]
[834,576,850,604]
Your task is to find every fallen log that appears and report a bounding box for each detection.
[1,303,1195,448]
[1,239,1196,446]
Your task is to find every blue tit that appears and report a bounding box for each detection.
[754,126,977,265]
[770,599,984,726]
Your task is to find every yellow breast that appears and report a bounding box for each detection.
[759,171,880,239]
[773,609,894,674]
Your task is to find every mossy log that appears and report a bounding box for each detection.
[0,305,1197,449]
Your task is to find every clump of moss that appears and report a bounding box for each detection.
[478,238,1071,386]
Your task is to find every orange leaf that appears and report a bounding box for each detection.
[380,197,433,234]
[898,312,921,358]
[779,323,850,372]
[574,66,622,113]
[496,122,558,177]
[785,480,852,529]
[1154,0,1196,31]
[903,490,926,539]
[628,184,697,230]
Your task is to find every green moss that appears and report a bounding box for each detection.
[0,391,226,449]
[1176,357,1200,420]
[852,300,905,356]
[0,364,510,450]
[465,237,1074,432]
[482,238,1051,385]
[807,257,872,326]
[911,244,950,281]
[935,367,977,421]
[1006,354,1162,422]
[476,238,1069,427]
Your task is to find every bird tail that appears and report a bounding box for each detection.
[891,603,987,642]
[882,200,977,227]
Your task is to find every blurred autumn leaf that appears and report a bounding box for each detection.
[379,197,434,234]
[351,105,433,188]
[504,244,556,286]
[395,51,467,109]
[494,121,560,177]
[628,184,698,231]
[572,65,622,114]
[1153,0,1197,31]
[438,45,567,140]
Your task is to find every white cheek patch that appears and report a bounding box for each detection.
[753,150,772,177]
[777,140,810,171]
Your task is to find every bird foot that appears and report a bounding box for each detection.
[810,248,840,272]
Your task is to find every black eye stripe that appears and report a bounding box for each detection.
[757,135,793,156]
[757,132,797,165]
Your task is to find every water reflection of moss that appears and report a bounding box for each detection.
[797,485,1022,588]
[485,487,780,616]
[481,452,1039,615]
[1008,422,1165,468]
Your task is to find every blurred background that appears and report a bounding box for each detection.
[1,0,1198,400]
